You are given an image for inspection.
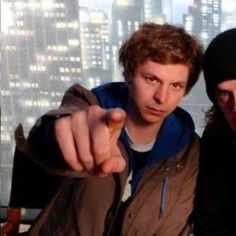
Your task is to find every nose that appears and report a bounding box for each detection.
[154,85,168,104]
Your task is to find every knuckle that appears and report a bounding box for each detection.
[88,105,102,117]
[90,105,101,112]
[93,146,110,163]
[64,156,80,169]
[80,158,93,170]
[71,110,86,123]
[55,117,69,133]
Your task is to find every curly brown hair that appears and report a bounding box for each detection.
[119,23,203,93]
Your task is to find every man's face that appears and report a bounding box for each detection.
[216,79,236,133]
[126,60,189,127]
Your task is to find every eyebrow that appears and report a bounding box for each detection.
[140,71,188,84]
[216,88,231,92]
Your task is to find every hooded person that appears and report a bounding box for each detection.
[15,23,203,236]
[194,28,236,236]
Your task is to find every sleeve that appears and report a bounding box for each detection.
[193,134,231,236]
[15,84,100,177]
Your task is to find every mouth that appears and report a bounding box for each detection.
[146,106,165,116]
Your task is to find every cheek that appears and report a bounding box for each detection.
[219,106,233,124]
[132,85,151,101]
[218,102,231,115]
[217,97,229,106]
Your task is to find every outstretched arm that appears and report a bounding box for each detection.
[15,84,126,177]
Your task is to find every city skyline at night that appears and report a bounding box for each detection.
[1,0,236,207]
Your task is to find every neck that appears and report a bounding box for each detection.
[125,97,163,144]
[125,116,162,145]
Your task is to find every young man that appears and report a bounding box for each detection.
[16,23,203,235]
[194,28,236,235]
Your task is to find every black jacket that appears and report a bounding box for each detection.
[194,123,236,236]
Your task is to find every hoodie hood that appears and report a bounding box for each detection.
[92,82,195,163]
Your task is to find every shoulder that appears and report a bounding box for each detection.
[180,132,200,163]
[92,82,128,109]
[46,84,99,118]
[63,83,98,104]
[164,132,199,181]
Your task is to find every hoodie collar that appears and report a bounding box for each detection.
[92,82,195,163]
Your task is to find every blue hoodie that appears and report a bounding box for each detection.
[92,82,195,195]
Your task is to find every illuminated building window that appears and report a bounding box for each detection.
[201,32,208,40]
[6,45,16,50]
[29,65,46,72]
[201,6,207,13]
[1,116,12,122]
[39,100,50,107]
[27,117,35,125]
[28,2,40,9]
[36,55,46,62]
[68,22,79,28]
[16,11,23,16]
[24,100,50,108]
[47,45,68,52]
[60,76,70,81]
[1,134,11,142]
[25,100,33,106]
[56,22,67,28]
[1,90,10,96]
[68,39,80,46]
[16,21,24,26]
[15,2,24,9]
[55,3,65,8]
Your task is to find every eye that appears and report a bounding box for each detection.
[145,76,158,84]
[171,83,183,90]
[216,90,231,104]
[216,90,230,98]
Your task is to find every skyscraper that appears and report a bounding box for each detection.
[110,0,142,81]
[79,7,112,88]
[183,0,221,46]
[1,0,81,204]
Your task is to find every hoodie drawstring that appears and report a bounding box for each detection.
[159,175,169,218]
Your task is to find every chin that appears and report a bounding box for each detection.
[143,114,165,124]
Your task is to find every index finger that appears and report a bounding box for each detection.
[107,108,126,137]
